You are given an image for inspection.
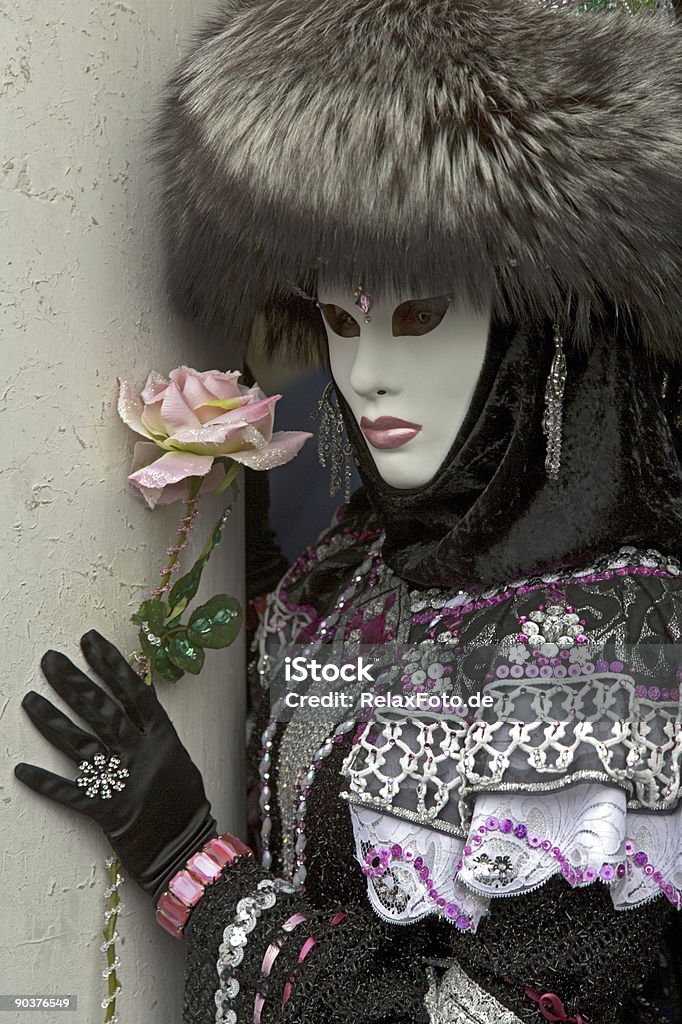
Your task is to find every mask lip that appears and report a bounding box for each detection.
[335,315,518,502]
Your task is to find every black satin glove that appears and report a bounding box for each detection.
[15,630,217,901]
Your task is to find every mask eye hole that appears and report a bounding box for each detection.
[392,296,451,337]
[318,303,361,338]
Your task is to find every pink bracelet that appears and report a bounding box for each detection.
[253,913,307,1024]
[281,911,347,1007]
[156,833,252,938]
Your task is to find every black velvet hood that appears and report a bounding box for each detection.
[342,318,682,590]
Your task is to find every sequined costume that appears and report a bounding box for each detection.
[182,307,682,1024]
[182,514,681,1024]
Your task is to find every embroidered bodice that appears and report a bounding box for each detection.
[251,515,682,936]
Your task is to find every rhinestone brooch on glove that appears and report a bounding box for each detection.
[76,753,129,799]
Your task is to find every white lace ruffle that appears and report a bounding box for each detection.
[617,805,682,909]
[348,784,682,930]
[459,784,682,910]
[460,784,627,898]
[349,804,489,929]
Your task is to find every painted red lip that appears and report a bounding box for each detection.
[360,415,422,450]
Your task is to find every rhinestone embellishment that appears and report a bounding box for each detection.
[354,285,373,323]
[76,753,129,799]
[517,603,588,656]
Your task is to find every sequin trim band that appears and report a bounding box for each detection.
[214,877,297,1024]
[462,816,681,908]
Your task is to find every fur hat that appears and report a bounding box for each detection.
[156,0,682,362]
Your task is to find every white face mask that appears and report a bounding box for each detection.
[318,284,492,489]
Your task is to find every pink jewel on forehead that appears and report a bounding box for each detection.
[354,285,373,323]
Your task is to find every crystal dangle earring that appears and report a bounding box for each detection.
[542,323,567,481]
[312,381,354,502]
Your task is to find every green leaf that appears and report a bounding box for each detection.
[166,564,204,622]
[152,644,185,683]
[167,631,206,675]
[187,594,243,649]
[131,598,169,632]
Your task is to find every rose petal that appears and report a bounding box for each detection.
[227,430,311,469]
[179,367,243,402]
[140,370,170,404]
[247,404,276,442]
[168,419,252,447]
[244,383,266,402]
[128,450,216,508]
[241,426,268,450]
[189,393,245,421]
[200,394,279,428]
[130,440,165,474]
[117,379,151,438]
[159,381,201,429]
[141,399,169,440]
[134,484,164,509]
[148,464,225,506]
[193,395,279,441]
[166,395,280,451]
[193,394,249,425]
[199,396,249,412]
[169,368,217,411]
[203,372,243,400]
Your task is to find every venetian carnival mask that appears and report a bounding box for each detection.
[318,283,492,489]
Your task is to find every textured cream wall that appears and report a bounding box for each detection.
[1,3,245,1022]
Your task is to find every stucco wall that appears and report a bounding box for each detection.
[1,3,244,1022]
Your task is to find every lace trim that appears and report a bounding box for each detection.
[342,672,682,818]
[424,962,524,1024]
[617,807,682,910]
[459,788,682,911]
[349,805,489,930]
[348,786,682,932]
[408,545,681,618]
[459,785,626,899]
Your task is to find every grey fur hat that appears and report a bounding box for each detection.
[157,0,682,362]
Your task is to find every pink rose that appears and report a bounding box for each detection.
[118,367,311,508]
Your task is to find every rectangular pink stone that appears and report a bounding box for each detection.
[170,869,205,906]
[187,850,222,884]
[208,835,251,866]
[156,892,190,938]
